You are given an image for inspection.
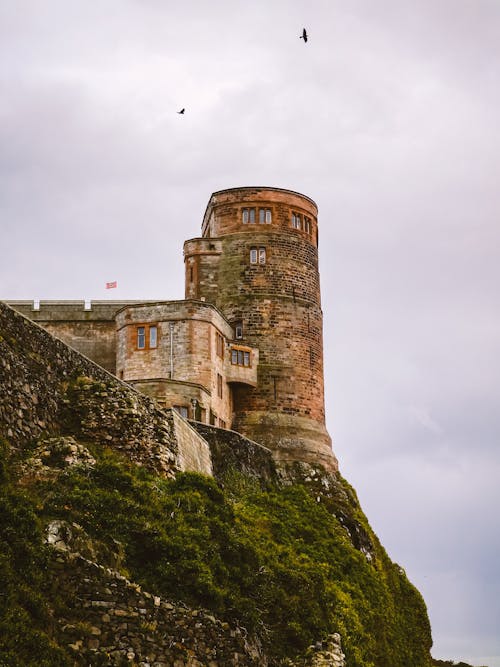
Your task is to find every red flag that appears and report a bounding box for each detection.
[106,281,117,289]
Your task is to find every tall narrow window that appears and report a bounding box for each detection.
[137,326,146,349]
[292,212,302,229]
[250,247,258,264]
[304,216,311,233]
[217,373,223,398]
[234,320,243,339]
[216,331,224,358]
[259,247,266,264]
[149,325,157,349]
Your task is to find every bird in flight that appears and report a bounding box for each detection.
[177,108,185,114]
[300,28,308,43]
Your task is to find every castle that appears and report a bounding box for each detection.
[9,186,337,472]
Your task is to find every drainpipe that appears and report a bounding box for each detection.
[169,322,174,379]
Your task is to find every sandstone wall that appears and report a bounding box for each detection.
[0,301,212,477]
[6,300,148,374]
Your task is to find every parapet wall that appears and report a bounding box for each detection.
[7,300,156,374]
[0,301,211,477]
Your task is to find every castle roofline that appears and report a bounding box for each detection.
[203,186,317,228]
[114,298,232,326]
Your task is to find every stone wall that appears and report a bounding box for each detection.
[189,422,277,484]
[49,540,266,666]
[0,301,212,477]
[6,300,149,374]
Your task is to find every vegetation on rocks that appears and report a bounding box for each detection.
[0,434,434,666]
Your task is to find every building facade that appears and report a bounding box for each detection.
[9,187,337,471]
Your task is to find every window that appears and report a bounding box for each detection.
[231,348,251,367]
[250,247,266,264]
[242,207,256,224]
[259,208,272,224]
[304,216,311,233]
[136,324,158,350]
[234,321,243,339]
[291,212,302,229]
[217,373,223,399]
[149,325,157,348]
[219,418,226,429]
[137,326,146,349]
[174,406,189,419]
[216,331,224,358]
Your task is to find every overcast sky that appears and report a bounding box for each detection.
[1,1,499,664]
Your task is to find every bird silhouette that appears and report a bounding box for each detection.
[300,28,308,42]
[177,108,185,114]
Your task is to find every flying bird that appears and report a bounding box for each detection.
[300,28,308,43]
[177,108,185,114]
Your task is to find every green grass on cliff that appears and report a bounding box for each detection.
[0,438,434,666]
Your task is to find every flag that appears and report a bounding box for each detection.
[106,281,117,289]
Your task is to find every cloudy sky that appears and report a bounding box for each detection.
[1,1,499,664]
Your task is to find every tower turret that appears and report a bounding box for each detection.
[184,187,337,471]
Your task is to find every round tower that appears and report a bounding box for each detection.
[184,187,337,471]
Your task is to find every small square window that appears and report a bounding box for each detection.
[174,406,189,419]
[234,321,243,339]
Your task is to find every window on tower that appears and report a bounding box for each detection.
[242,208,256,224]
[250,247,266,264]
[291,212,302,229]
[259,208,272,224]
[234,320,243,339]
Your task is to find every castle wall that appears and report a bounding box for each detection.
[0,301,212,477]
[6,300,152,374]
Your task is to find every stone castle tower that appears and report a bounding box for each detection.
[184,187,335,470]
[7,186,337,472]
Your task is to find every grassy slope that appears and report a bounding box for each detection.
[0,438,433,666]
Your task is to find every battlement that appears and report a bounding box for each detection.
[6,300,156,321]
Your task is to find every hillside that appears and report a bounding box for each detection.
[0,301,434,666]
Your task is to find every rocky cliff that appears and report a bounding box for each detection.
[0,301,433,666]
